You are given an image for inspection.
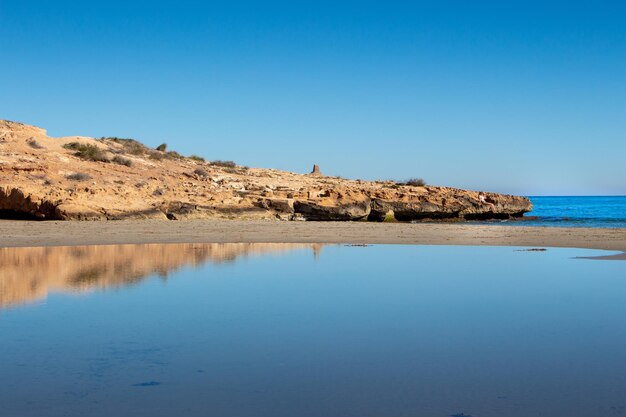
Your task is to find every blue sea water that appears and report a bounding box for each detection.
[518,196,626,228]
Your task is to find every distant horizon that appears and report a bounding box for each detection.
[2,1,624,196]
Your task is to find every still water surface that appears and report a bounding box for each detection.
[1,243,626,417]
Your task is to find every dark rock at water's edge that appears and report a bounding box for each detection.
[367,194,531,223]
[294,198,371,221]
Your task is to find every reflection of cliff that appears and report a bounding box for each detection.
[0,243,324,308]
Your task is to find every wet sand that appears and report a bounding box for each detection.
[1,220,625,254]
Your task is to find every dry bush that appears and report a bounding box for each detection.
[194,168,209,177]
[112,155,133,167]
[399,178,426,187]
[66,172,92,181]
[165,151,184,159]
[100,137,148,156]
[189,155,205,162]
[27,138,45,149]
[210,160,236,168]
[149,151,164,161]
[63,142,109,162]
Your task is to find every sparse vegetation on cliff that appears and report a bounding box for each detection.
[63,142,108,162]
[101,137,147,156]
[95,136,211,166]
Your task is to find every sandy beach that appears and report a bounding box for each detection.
[1,220,625,255]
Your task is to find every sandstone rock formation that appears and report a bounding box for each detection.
[0,120,532,221]
[310,164,322,176]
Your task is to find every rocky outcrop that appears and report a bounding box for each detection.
[0,120,533,222]
[294,199,371,221]
[292,188,371,221]
[310,164,322,176]
[369,192,531,222]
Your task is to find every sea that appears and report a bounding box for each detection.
[510,195,626,228]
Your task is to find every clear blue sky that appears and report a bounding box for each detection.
[1,1,624,195]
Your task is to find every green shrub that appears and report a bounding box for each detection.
[156,143,167,152]
[63,142,109,162]
[112,155,133,167]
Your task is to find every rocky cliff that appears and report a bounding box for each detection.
[0,120,532,221]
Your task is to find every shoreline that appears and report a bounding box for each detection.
[1,220,625,254]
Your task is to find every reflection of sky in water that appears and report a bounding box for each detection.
[1,244,626,417]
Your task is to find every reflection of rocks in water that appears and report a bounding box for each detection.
[0,243,324,308]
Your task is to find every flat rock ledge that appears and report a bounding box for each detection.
[0,185,531,222]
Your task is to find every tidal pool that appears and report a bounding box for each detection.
[1,243,625,417]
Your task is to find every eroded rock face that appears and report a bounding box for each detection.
[0,187,61,219]
[294,199,371,221]
[0,120,533,221]
[370,192,531,222]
